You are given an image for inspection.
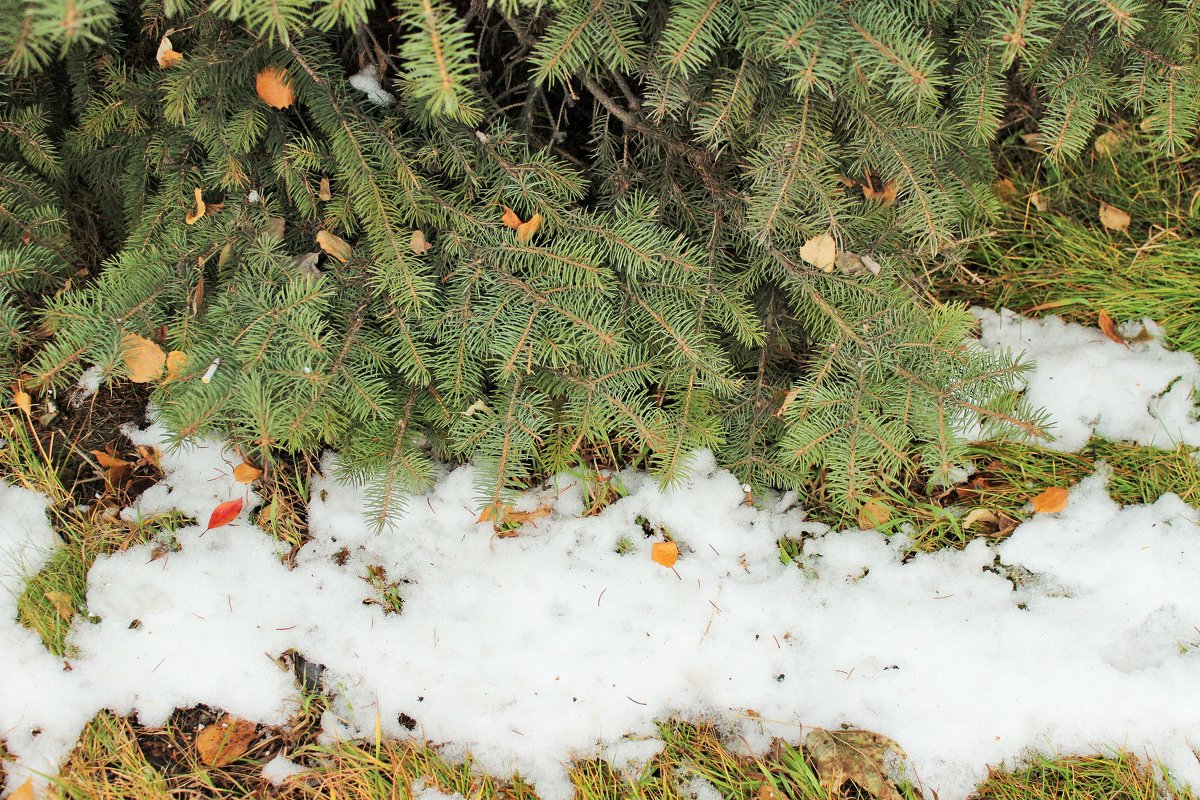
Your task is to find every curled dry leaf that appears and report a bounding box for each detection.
[799,232,836,272]
[857,498,892,530]
[14,389,31,414]
[316,230,353,263]
[184,187,206,225]
[203,497,244,534]
[196,714,257,767]
[156,35,183,68]
[962,508,998,529]
[318,176,331,201]
[1099,202,1131,233]
[44,590,74,621]
[233,462,263,483]
[651,541,678,568]
[256,67,295,109]
[501,205,522,229]
[1098,310,1127,346]
[777,386,801,416]
[515,212,544,243]
[409,229,433,254]
[1031,486,1069,513]
[122,333,166,383]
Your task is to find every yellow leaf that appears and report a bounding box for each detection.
[1098,310,1126,346]
[799,232,836,273]
[1099,202,1131,233]
[233,462,263,483]
[256,67,295,110]
[14,389,31,415]
[410,229,433,254]
[44,590,74,621]
[10,779,35,800]
[164,351,189,383]
[501,206,522,229]
[316,230,353,263]
[651,541,678,568]
[318,176,332,201]
[857,498,892,530]
[184,187,205,225]
[195,714,256,767]
[1031,487,1069,513]
[122,333,166,383]
[156,35,183,68]
[515,212,543,243]
[962,508,998,529]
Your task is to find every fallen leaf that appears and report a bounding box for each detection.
[859,254,882,276]
[1099,202,1131,233]
[1093,129,1125,157]
[1030,191,1049,211]
[799,232,836,272]
[204,497,244,534]
[164,350,189,383]
[461,399,489,416]
[1098,310,1126,346]
[862,180,898,206]
[293,252,322,276]
[651,541,678,568]
[122,333,166,383]
[264,216,285,240]
[1020,132,1043,148]
[10,779,35,800]
[962,508,998,529]
[805,727,907,800]
[501,206,522,229]
[44,590,74,621]
[757,783,780,800]
[14,389,31,414]
[1031,486,1069,513]
[410,229,433,254]
[91,449,131,469]
[195,714,256,767]
[318,176,331,201]
[505,506,551,525]
[476,501,550,528]
[515,212,543,243]
[156,35,183,68]
[477,501,511,524]
[992,178,1019,204]
[184,187,206,225]
[316,230,353,263]
[256,66,295,109]
[204,200,223,217]
[233,462,263,483]
[136,445,162,469]
[857,498,892,529]
[777,387,801,416]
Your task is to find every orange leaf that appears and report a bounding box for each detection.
[515,212,543,243]
[195,714,256,767]
[164,350,189,383]
[184,187,206,225]
[156,35,183,68]
[501,206,522,229]
[318,176,332,201]
[1031,487,1069,513]
[651,541,678,568]
[256,66,295,109]
[203,498,244,534]
[1098,310,1126,346]
[91,449,130,469]
[857,498,892,529]
[862,180,897,206]
[477,501,510,524]
[316,230,353,263]
[14,388,31,415]
[505,506,551,525]
[233,462,263,483]
[1099,202,1131,233]
[10,779,35,800]
[122,333,166,383]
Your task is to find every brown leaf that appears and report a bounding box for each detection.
[777,387,802,416]
[184,187,206,225]
[1030,191,1049,212]
[318,176,332,201]
[862,180,898,206]
[14,389,31,415]
[992,178,1019,204]
[164,351,189,383]
[265,216,286,240]
[1098,310,1126,346]
[293,252,322,276]
[156,35,183,68]
[477,502,550,528]
[122,333,166,383]
[1093,130,1125,157]
[44,590,74,621]
[91,449,130,470]
[316,230,353,263]
[1031,486,1069,513]
[799,232,836,273]
[233,462,263,483]
[651,541,678,568]
[1099,202,1131,233]
[410,229,433,254]
[501,206,522,229]
[515,212,543,243]
[805,728,907,800]
[195,714,256,767]
[136,445,162,470]
[256,67,295,109]
[857,498,892,530]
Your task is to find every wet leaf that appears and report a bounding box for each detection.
[515,212,543,243]
[799,232,836,272]
[156,35,183,68]
[805,727,907,800]
[316,230,352,263]
[184,187,206,225]
[195,714,256,767]
[256,67,295,109]
[1099,202,1131,233]
[44,590,74,621]
[233,462,263,483]
[651,541,678,568]
[122,333,166,383]
[204,498,244,533]
[1098,310,1126,346]
[410,229,433,254]
[1031,486,1069,513]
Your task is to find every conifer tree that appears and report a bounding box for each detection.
[3,0,1193,523]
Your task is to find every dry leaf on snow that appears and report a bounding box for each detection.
[184,187,206,225]
[1099,202,1131,233]
[203,498,244,534]
[316,230,353,263]
[1031,487,1069,513]
[256,67,295,109]
[122,333,166,383]
[799,232,836,272]
[233,462,263,483]
[651,541,678,568]
[156,35,183,68]
[1098,310,1126,346]
[195,714,256,767]
[44,590,74,621]
[805,727,907,800]
[9,779,35,800]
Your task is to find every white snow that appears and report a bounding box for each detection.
[349,66,396,106]
[2,311,1199,799]
[74,366,103,402]
[261,753,308,785]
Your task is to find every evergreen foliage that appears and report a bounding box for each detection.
[3,0,1191,522]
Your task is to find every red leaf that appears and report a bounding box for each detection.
[202,498,244,535]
